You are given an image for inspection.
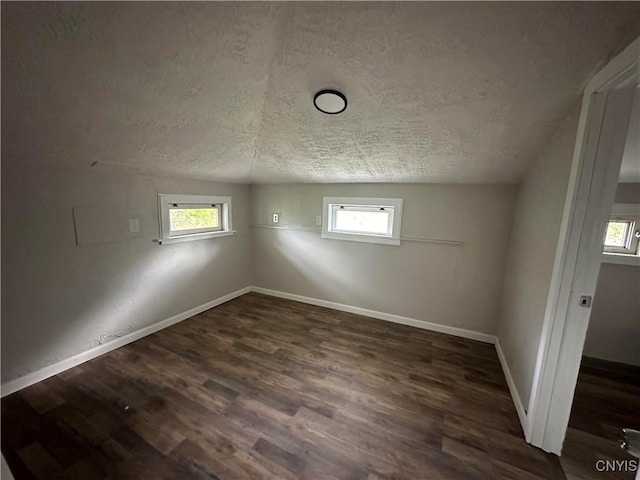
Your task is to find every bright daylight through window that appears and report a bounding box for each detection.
[158,194,233,244]
[322,197,403,246]
[604,221,632,247]
[602,204,640,257]
[334,207,390,235]
[170,206,220,234]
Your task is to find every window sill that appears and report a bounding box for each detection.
[321,231,401,246]
[157,230,235,245]
[601,253,640,266]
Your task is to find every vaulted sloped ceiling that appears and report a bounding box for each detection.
[2,2,639,184]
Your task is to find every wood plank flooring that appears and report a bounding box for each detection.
[2,293,565,479]
[560,359,640,480]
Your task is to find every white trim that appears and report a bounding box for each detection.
[250,286,496,344]
[495,338,529,435]
[157,230,236,245]
[0,287,251,397]
[1,283,526,441]
[588,41,639,95]
[601,253,640,266]
[399,235,463,246]
[157,193,233,244]
[322,230,401,246]
[322,196,404,246]
[251,224,464,246]
[527,37,639,454]
[250,287,530,420]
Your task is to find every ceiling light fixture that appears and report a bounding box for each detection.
[313,89,347,115]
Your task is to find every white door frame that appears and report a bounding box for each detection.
[526,38,639,454]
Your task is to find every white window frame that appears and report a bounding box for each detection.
[602,203,640,265]
[321,196,403,246]
[158,194,233,245]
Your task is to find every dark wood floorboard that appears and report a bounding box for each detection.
[560,359,640,480]
[2,293,565,479]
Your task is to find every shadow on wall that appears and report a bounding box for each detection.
[2,239,225,383]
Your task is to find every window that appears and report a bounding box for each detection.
[158,194,233,244]
[602,204,640,256]
[322,197,403,245]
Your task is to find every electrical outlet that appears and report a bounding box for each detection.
[272,213,279,223]
[315,215,322,226]
[129,218,140,233]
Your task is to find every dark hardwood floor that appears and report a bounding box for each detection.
[2,293,565,479]
[560,359,640,480]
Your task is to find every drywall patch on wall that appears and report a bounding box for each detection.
[1,163,252,385]
[73,206,141,246]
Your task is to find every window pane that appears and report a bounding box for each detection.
[335,209,389,234]
[604,221,629,247]
[170,208,218,232]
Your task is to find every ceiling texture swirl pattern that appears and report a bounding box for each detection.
[2,2,639,183]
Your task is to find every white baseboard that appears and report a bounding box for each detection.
[0,286,252,397]
[250,286,497,344]
[2,283,525,447]
[495,337,529,436]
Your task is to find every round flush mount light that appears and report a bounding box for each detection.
[313,89,347,115]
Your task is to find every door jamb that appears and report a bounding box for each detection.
[526,38,639,454]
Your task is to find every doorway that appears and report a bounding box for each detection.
[526,37,639,456]
[559,87,640,480]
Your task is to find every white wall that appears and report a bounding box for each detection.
[582,183,640,366]
[1,163,251,384]
[583,263,640,366]
[251,183,516,335]
[497,108,580,410]
[614,182,640,204]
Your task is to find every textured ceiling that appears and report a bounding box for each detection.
[2,2,639,184]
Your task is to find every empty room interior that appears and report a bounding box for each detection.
[1,2,639,479]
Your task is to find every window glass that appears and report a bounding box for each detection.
[322,197,403,246]
[169,207,219,233]
[334,209,390,235]
[158,194,232,244]
[604,221,630,247]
